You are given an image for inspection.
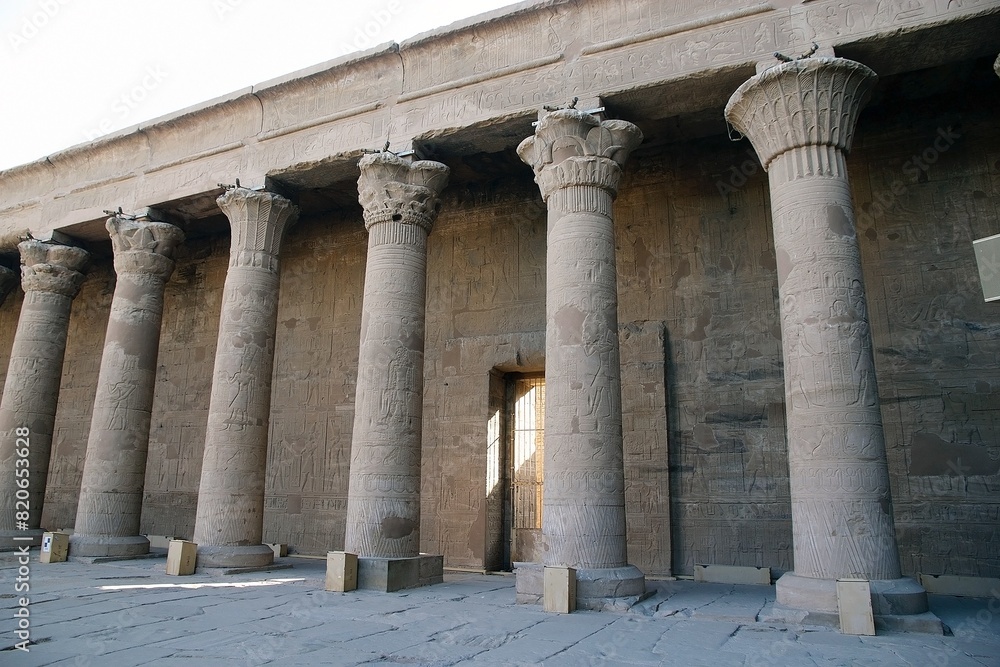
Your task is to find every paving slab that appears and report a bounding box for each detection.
[2,554,998,666]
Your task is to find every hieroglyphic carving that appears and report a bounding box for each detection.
[70,214,183,557]
[344,152,449,559]
[192,187,297,567]
[726,58,906,594]
[0,240,88,549]
[517,108,644,592]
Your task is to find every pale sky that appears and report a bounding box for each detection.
[0,0,518,172]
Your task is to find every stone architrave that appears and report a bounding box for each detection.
[344,152,448,574]
[0,241,88,550]
[516,108,646,609]
[70,214,184,557]
[725,57,928,620]
[192,187,297,568]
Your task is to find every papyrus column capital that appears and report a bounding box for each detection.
[357,152,449,233]
[725,57,877,171]
[107,215,185,281]
[18,239,88,297]
[216,187,298,258]
[517,109,642,202]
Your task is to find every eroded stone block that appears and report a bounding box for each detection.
[325,551,358,592]
[166,539,197,576]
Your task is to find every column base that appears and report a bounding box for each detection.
[766,572,943,634]
[195,543,274,569]
[0,529,43,551]
[515,562,647,611]
[69,533,149,558]
[356,554,443,592]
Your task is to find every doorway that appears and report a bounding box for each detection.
[485,372,545,571]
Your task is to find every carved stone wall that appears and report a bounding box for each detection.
[849,106,1000,580]
[617,139,792,577]
[262,214,367,554]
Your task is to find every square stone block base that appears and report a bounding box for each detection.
[166,540,197,575]
[515,562,647,611]
[356,554,443,592]
[543,566,576,613]
[326,551,358,592]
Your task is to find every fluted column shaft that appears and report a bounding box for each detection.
[344,152,449,559]
[193,187,297,568]
[0,241,88,549]
[518,110,643,574]
[727,58,915,614]
[71,216,184,557]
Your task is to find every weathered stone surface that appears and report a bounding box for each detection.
[355,554,444,592]
[344,152,448,563]
[726,56,925,618]
[0,0,995,591]
[0,241,88,549]
[516,108,645,604]
[70,214,184,557]
[192,187,298,568]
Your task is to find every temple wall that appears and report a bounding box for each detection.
[9,83,997,579]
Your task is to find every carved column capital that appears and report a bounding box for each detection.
[107,216,185,281]
[18,239,88,297]
[357,152,449,233]
[725,57,877,170]
[216,187,298,259]
[517,109,642,201]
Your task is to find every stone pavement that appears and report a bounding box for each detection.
[1,553,997,666]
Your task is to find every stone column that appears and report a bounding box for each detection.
[0,240,88,549]
[726,57,927,621]
[70,213,184,557]
[192,187,297,568]
[343,152,448,589]
[516,109,645,609]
